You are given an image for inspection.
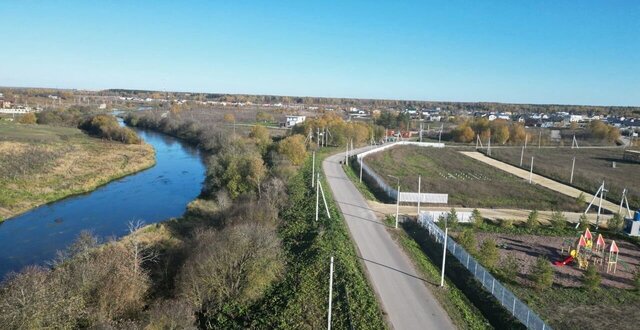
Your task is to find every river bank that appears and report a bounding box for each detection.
[0,122,156,221]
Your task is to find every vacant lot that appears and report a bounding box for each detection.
[364,146,582,211]
[468,231,640,330]
[0,122,155,220]
[486,147,640,209]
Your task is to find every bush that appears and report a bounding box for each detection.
[607,213,624,232]
[499,219,514,229]
[78,114,141,144]
[457,228,477,254]
[18,112,37,124]
[447,207,459,229]
[582,264,601,291]
[498,255,520,283]
[578,213,589,231]
[526,210,539,229]
[549,210,567,231]
[531,257,554,290]
[471,208,483,229]
[576,192,586,207]
[478,238,499,269]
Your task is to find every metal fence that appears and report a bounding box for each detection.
[418,215,552,330]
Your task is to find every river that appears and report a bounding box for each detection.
[0,126,206,279]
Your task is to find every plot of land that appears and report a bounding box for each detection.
[0,122,155,220]
[469,231,640,330]
[486,147,640,209]
[364,146,582,211]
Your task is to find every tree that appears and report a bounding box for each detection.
[576,192,586,207]
[549,210,567,231]
[170,103,182,116]
[526,210,539,229]
[249,125,270,152]
[470,209,483,229]
[531,256,554,290]
[582,264,601,291]
[509,124,526,144]
[492,122,510,144]
[578,213,589,231]
[607,213,624,232]
[452,124,474,143]
[446,208,459,229]
[223,113,235,124]
[19,112,37,124]
[256,111,274,123]
[178,224,283,320]
[457,228,477,254]
[277,134,307,166]
[478,238,499,269]
[499,255,520,283]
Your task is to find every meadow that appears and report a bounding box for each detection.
[486,147,640,209]
[364,145,582,211]
[0,122,154,220]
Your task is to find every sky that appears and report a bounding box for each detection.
[1,1,639,106]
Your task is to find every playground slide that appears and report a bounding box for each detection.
[554,256,573,266]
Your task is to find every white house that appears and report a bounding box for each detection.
[0,106,35,114]
[284,115,306,127]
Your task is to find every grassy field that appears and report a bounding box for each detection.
[364,145,582,211]
[0,122,155,220]
[486,147,640,209]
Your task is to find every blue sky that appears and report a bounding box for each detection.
[1,1,638,106]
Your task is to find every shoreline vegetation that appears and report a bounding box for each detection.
[0,110,386,329]
[0,122,155,222]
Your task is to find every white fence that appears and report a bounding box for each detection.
[418,214,552,330]
[419,210,472,223]
[354,142,448,204]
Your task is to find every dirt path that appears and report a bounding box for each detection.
[459,151,621,215]
[367,201,613,226]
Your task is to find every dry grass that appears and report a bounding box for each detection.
[487,147,640,209]
[0,123,155,220]
[364,145,582,211]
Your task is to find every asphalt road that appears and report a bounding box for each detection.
[323,147,455,330]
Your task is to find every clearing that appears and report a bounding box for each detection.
[364,145,582,211]
[484,147,640,209]
[0,122,155,220]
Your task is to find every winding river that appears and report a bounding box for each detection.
[0,126,206,279]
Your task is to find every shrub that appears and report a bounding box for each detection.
[78,114,141,144]
[457,228,477,254]
[526,210,539,229]
[576,192,586,207]
[607,213,624,232]
[582,264,601,291]
[18,112,37,124]
[447,207,459,229]
[470,208,483,229]
[478,238,499,269]
[500,219,514,229]
[277,134,307,165]
[498,255,520,283]
[531,257,553,290]
[549,210,567,231]
[578,213,589,231]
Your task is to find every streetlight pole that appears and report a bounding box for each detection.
[417,175,422,216]
[327,256,334,330]
[388,175,400,229]
[440,227,448,287]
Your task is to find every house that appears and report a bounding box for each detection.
[0,105,35,114]
[283,115,306,127]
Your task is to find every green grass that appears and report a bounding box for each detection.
[0,121,85,142]
[364,145,582,211]
[245,149,387,329]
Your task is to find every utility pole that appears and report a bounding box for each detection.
[538,131,542,148]
[344,143,348,165]
[312,151,316,188]
[596,181,605,229]
[317,127,320,148]
[315,173,320,221]
[529,157,534,184]
[438,124,443,143]
[417,175,422,216]
[524,133,528,149]
[388,175,400,229]
[440,227,448,287]
[487,135,491,156]
[570,156,575,184]
[359,156,363,183]
[327,256,334,330]
[519,145,524,167]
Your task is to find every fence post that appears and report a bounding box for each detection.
[512,296,516,314]
[466,253,470,268]
[526,310,530,328]
[501,286,505,306]
[491,278,495,294]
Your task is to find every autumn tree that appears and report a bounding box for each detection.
[249,125,271,152]
[526,210,539,229]
[478,238,499,269]
[256,111,274,123]
[278,134,307,166]
[18,112,37,124]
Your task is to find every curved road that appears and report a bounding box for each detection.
[323,148,455,330]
